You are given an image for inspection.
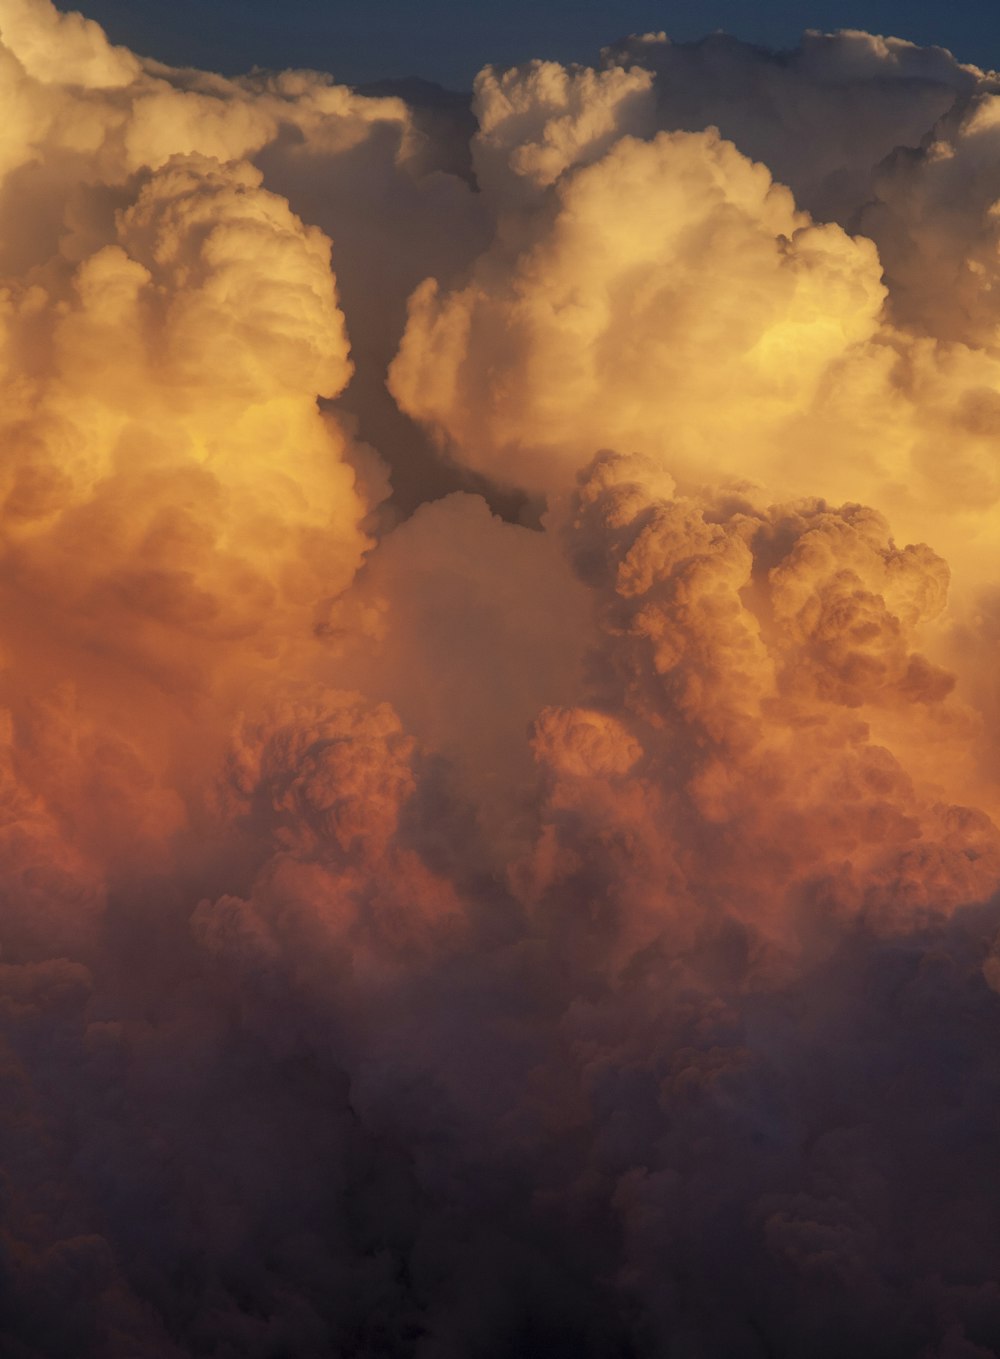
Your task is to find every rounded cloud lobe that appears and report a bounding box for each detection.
[3,2,1000,1356]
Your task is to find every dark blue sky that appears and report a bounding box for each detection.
[67,0,1000,88]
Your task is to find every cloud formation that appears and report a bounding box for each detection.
[3,1,1000,1355]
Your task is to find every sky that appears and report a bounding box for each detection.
[60,0,1000,86]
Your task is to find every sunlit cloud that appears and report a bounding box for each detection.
[3,2,1000,1353]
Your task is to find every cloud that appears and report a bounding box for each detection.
[603,28,987,225]
[2,2,1000,1355]
[390,126,886,502]
[471,59,655,199]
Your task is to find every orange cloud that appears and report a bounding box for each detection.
[2,5,1000,1354]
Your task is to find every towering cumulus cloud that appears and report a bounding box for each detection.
[3,1,1000,1354]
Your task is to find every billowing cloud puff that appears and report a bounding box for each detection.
[603,27,987,224]
[539,453,999,943]
[194,687,462,994]
[389,51,1000,639]
[0,151,370,707]
[3,2,1000,1355]
[391,127,885,498]
[861,93,1000,348]
[472,59,655,199]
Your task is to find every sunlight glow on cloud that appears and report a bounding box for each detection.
[3,1,1000,1353]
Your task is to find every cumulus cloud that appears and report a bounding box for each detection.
[390,126,887,499]
[389,44,1000,668]
[3,1,1000,1355]
[603,27,988,225]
